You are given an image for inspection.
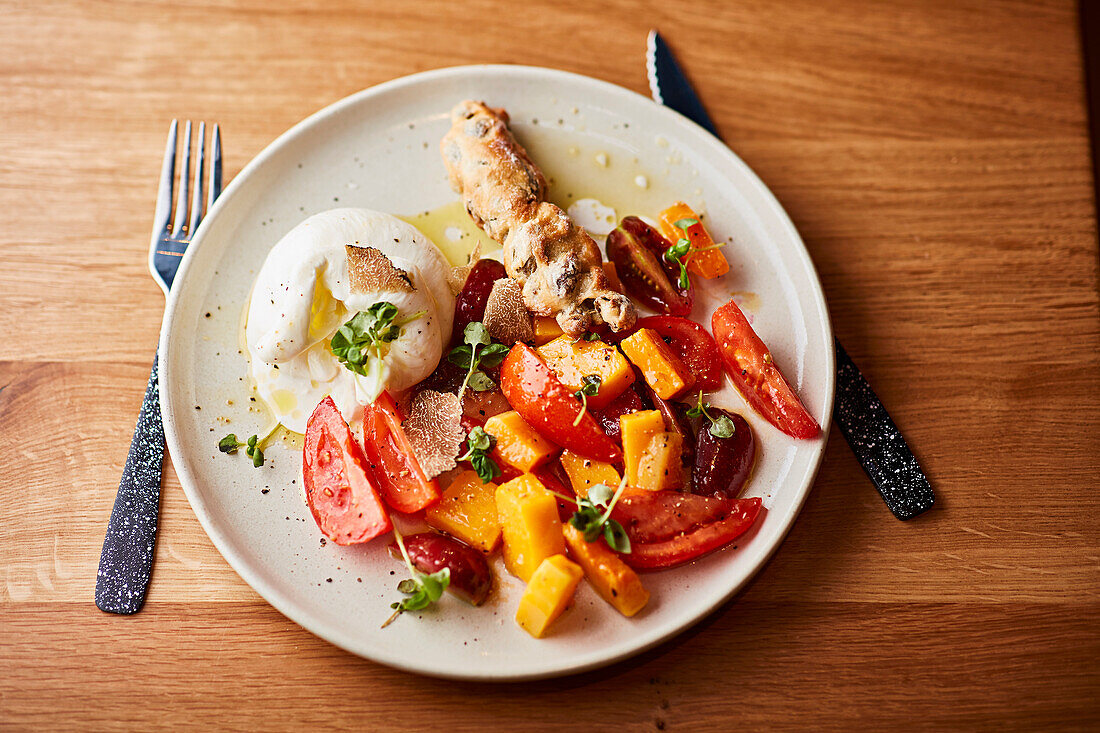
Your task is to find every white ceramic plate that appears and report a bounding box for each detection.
[160,65,834,680]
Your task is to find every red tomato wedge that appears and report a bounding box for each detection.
[499,344,622,464]
[611,491,763,569]
[711,300,821,439]
[635,316,724,391]
[303,396,391,545]
[362,391,441,513]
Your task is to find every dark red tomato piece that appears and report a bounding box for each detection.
[606,216,694,316]
[390,533,492,605]
[635,316,723,391]
[362,391,441,513]
[611,491,763,569]
[711,300,820,439]
[591,383,648,443]
[452,259,507,343]
[302,396,391,545]
[499,344,622,464]
[692,409,755,498]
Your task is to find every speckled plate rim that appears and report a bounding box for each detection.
[160,64,835,681]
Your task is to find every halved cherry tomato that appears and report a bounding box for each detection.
[692,408,754,498]
[499,344,622,464]
[611,491,762,569]
[606,216,694,316]
[303,396,391,545]
[452,258,507,343]
[711,299,821,439]
[658,202,730,280]
[362,391,441,513]
[635,316,723,391]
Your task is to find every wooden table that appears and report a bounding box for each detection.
[2,0,1097,729]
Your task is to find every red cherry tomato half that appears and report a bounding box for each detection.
[606,216,694,317]
[611,491,763,569]
[635,316,724,391]
[362,391,441,513]
[711,300,821,439]
[499,343,622,464]
[303,396,391,545]
[452,259,508,343]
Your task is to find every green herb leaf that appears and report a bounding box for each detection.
[458,427,501,484]
[603,519,631,553]
[467,371,496,392]
[674,217,700,230]
[330,302,420,377]
[567,476,631,553]
[251,447,265,467]
[687,390,736,438]
[218,434,241,454]
[448,322,508,402]
[579,374,602,397]
[583,332,601,341]
[382,529,452,628]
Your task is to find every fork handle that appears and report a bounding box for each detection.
[95,354,165,614]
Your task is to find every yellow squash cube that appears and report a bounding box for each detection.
[536,335,635,410]
[515,554,584,638]
[619,410,666,487]
[559,449,621,499]
[424,470,501,553]
[533,316,566,345]
[636,431,683,490]
[495,474,566,582]
[484,410,559,474]
[619,328,696,399]
[563,524,649,617]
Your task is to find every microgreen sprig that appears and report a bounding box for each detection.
[381,526,451,629]
[219,424,279,467]
[457,426,501,484]
[330,302,424,379]
[662,217,725,291]
[571,374,602,427]
[447,322,509,401]
[567,474,631,553]
[686,390,736,439]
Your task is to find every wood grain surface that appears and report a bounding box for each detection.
[2,0,1098,730]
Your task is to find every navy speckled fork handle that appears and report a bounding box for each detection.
[95,355,165,614]
[833,340,935,520]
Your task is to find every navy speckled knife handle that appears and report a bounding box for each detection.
[95,354,165,614]
[834,340,934,520]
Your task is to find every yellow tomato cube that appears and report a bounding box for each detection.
[619,410,665,487]
[536,335,635,409]
[533,316,566,345]
[495,474,566,582]
[563,524,649,617]
[559,449,621,499]
[484,411,559,474]
[424,470,501,553]
[515,554,584,638]
[619,328,695,399]
[636,431,683,490]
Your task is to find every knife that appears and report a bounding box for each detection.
[646,30,934,520]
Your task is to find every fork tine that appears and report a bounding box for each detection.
[171,121,192,237]
[152,120,178,235]
[208,123,222,209]
[187,122,207,233]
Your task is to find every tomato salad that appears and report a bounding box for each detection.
[238,203,820,638]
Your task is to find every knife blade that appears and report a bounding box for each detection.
[645,30,934,520]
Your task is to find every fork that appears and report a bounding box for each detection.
[95,121,223,614]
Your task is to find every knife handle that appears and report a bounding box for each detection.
[95,354,165,613]
[833,339,935,520]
